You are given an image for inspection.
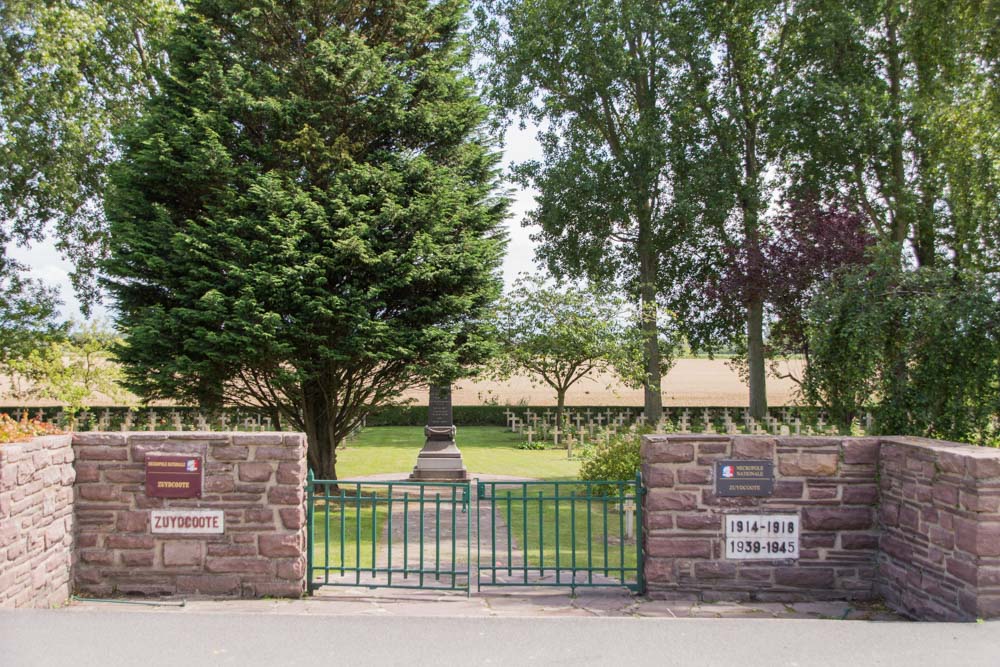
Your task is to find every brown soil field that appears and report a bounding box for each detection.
[2,358,807,408]
[402,358,807,407]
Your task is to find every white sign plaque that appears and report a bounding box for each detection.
[151,509,225,534]
[725,513,799,560]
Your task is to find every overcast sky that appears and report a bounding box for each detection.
[9,122,545,323]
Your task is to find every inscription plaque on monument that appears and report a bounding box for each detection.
[428,385,453,427]
[410,384,467,481]
[715,459,774,497]
[145,454,203,498]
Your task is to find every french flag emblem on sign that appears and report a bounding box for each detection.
[186,459,199,472]
[721,465,735,478]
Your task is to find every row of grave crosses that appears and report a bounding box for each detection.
[42,408,278,432]
[504,406,874,439]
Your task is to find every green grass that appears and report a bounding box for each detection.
[335,426,581,480]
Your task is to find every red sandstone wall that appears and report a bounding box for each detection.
[0,435,75,608]
[878,437,1000,621]
[72,432,307,598]
[641,435,880,603]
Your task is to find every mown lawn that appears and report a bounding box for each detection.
[335,426,581,480]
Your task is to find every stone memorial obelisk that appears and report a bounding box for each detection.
[410,384,468,481]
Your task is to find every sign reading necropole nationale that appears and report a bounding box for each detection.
[715,459,774,497]
[145,454,203,498]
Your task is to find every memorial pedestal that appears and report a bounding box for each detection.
[409,426,468,481]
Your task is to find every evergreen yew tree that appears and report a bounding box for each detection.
[104,0,508,479]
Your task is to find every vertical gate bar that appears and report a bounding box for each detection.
[522,483,528,584]
[465,484,471,596]
[339,489,346,576]
[554,484,561,584]
[387,484,394,586]
[476,482,482,592]
[355,484,361,585]
[370,491,377,578]
[570,490,577,586]
[538,490,544,577]
[306,470,314,591]
[586,482,592,584]
[602,490,609,576]
[618,483,625,584]
[403,493,409,579]
[323,483,330,584]
[451,486,457,588]
[636,471,645,593]
[505,490,512,577]
[419,485,425,588]
[490,483,496,584]
[435,492,441,581]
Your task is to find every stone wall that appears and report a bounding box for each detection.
[641,434,1000,621]
[878,437,1000,621]
[641,434,880,603]
[72,432,307,598]
[0,435,75,608]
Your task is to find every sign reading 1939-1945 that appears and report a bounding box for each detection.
[715,459,774,497]
[725,514,800,560]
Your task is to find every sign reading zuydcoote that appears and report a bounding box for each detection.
[151,509,224,534]
[145,454,203,498]
[715,459,774,497]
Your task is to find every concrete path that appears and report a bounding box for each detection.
[3,605,997,667]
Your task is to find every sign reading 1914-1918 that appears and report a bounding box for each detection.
[725,514,800,560]
[715,459,774,497]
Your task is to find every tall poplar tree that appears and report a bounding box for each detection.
[779,0,1000,270]
[104,0,508,479]
[476,0,727,423]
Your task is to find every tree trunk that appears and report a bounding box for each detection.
[556,389,566,435]
[638,224,662,425]
[747,296,767,419]
[302,382,338,480]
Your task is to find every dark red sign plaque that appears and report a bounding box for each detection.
[145,454,203,498]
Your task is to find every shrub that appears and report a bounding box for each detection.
[805,261,1000,444]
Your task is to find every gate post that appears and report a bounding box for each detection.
[635,470,646,595]
[306,468,314,594]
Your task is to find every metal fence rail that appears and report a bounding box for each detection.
[475,473,644,593]
[307,473,472,592]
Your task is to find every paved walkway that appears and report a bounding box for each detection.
[61,589,903,621]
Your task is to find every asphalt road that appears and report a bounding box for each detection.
[3,609,1000,667]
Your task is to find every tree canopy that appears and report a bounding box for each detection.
[104,0,509,478]
[491,275,670,426]
[0,0,177,304]
[475,0,728,423]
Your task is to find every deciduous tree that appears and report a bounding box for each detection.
[476,0,730,424]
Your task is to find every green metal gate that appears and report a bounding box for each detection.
[307,473,472,592]
[475,473,644,592]
[306,471,644,594]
